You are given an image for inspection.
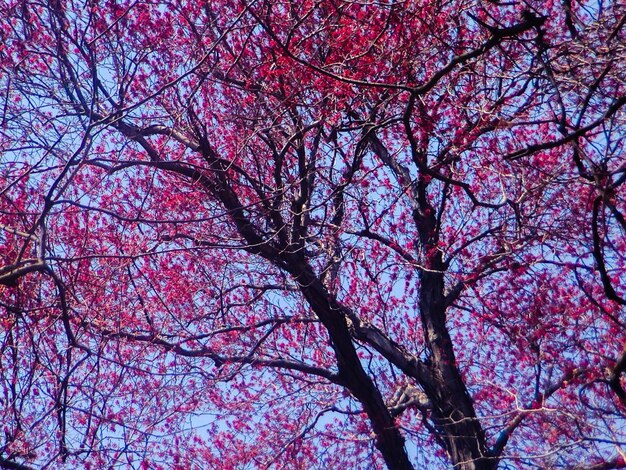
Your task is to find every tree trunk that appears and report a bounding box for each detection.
[292,261,415,470]
[419,257,495,470]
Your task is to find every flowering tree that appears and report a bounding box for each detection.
[0,0,625,468]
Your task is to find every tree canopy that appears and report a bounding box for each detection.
[0,0,625,468]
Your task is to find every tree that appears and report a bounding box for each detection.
[0,0,625,468]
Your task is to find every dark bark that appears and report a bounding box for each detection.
[290,261,415,470]
[413,194,494,469]
[419,265,495,470]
